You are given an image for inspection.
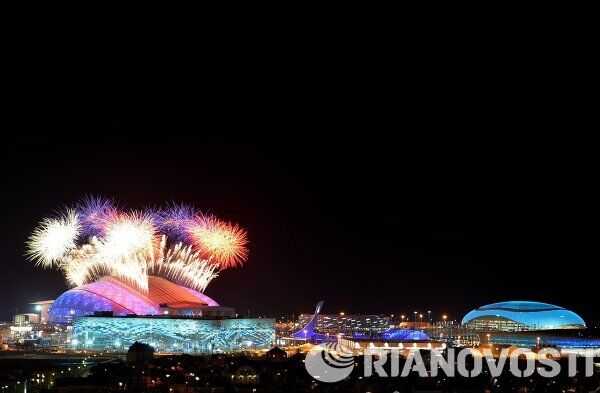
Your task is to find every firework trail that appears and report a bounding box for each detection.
[151,240,220,293]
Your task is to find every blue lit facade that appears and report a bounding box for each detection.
[50,280,159,323]
[380,329,430,341]
[462,301,586,331]
[292,301,323,340]
[72,316,275,353]
[50,276,219,324]
[489,332,600,349]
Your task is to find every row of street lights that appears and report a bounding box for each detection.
[393,312,450,325]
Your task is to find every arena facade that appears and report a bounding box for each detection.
[50,276,219,324]
[462,301,586,331]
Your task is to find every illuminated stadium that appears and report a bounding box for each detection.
[72,316,275,353]
[24,198,274,353]
[49,276,219,324]
[26,197,249,325]
[462,301,586,331]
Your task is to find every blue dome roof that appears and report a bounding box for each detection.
[462,301,586,330]
[477,301,563,312]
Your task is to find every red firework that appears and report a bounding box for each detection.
[187,214,249,269]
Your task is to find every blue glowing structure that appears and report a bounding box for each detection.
[380,329,430,341]
[489,332,600,349]
[49,276,219,324]
[292,300,323,340]
[50,280,159,323]
[72,316,275,353]
[462,301,586,331]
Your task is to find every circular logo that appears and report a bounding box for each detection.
[305,342,355,383]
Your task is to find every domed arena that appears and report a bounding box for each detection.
[26,197,249,325]
[461,301,586,331]
[49,276,219,324]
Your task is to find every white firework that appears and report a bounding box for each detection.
[26,209,81,268]
[64,235,152,293]
[60,236,218,294]
[151,241,219,293]
[62,243,98,287]
[97,211,158,261]
[27,200,241,295]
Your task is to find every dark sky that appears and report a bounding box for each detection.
[1,76,596,325]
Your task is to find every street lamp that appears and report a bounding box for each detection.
[35,304,42,324]
[427,311,431,335]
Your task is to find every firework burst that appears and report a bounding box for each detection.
[98,211,159,260]
[26,198,248,293]
[62,243,100,287]
[153,203,195,244]
[188,214,249,269]
[76,196,116,238]
[26,209,81,268]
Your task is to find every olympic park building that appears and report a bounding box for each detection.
[461,301,586,331]
[48,276,275,353]
[462,301,600,353]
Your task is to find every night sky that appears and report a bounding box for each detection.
[2,105,596,324]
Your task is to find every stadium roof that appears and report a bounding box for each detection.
[477,301,564,312]
[49,276,218,324]
[462,301,586,330]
